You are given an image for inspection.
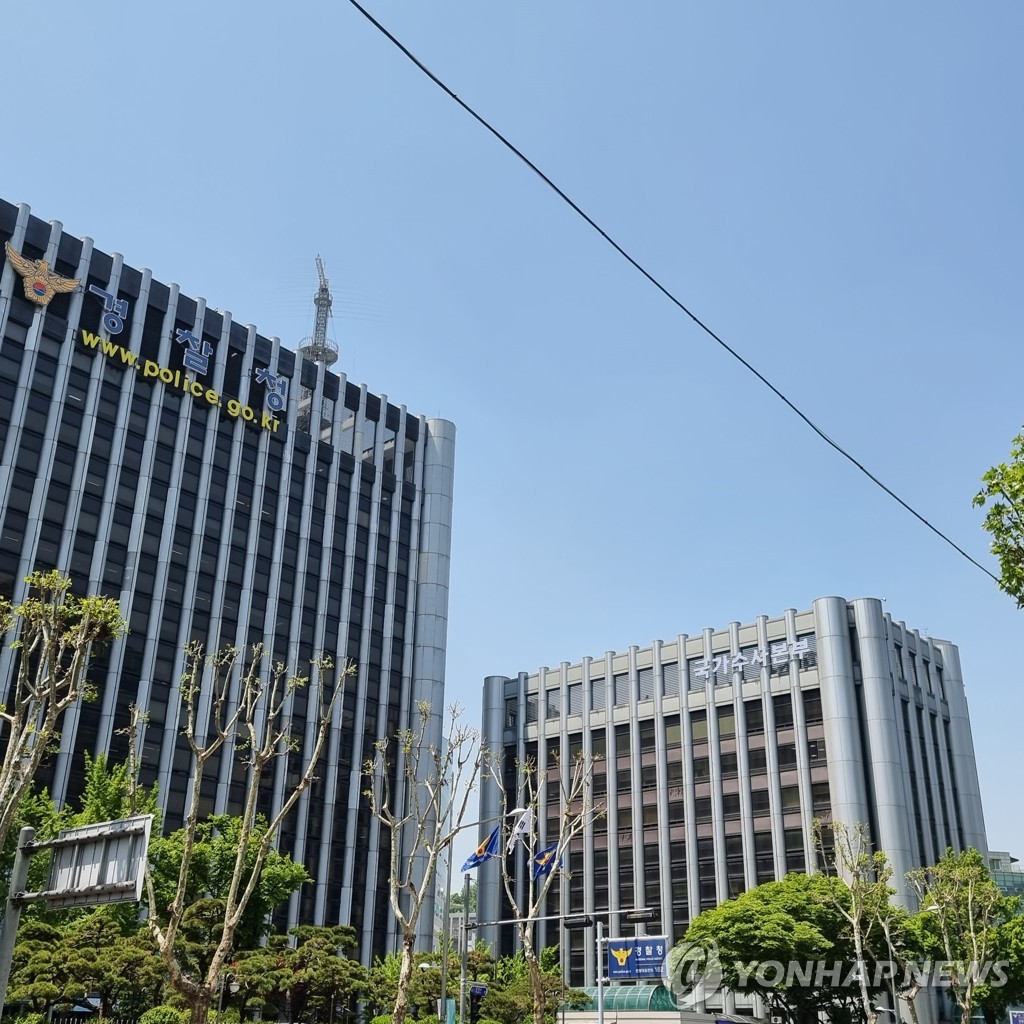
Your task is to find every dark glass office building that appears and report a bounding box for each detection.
[0,199,456,961]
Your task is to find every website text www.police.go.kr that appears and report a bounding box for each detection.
[80,329,281,433]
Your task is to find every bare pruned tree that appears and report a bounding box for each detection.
[487,747,603,1024]
[814,819,899,1024]
[363,701,483,1024]
[145,642,350,1024]
[0,571,126,853]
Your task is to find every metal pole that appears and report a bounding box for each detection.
[0,827,35,1020]
[596,918,605,1024]
[458,873,470,1024]
[439,843,453,1024]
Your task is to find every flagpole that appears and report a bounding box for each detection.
[454,808,527,1022]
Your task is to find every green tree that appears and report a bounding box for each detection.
[57,748,160,830]
[148,814,310,965]
[679,872,864,1024]
[974,429,1024,605]
[448,881,477,914]
[233,925,367,1024]
[57,911,166,1017]
[976,911,1024,1023]
[908,849,1018,1024]
[0,571,126,853]
[7,919,65,1015]
[479,949,585,1024]
[365,951,405,1020]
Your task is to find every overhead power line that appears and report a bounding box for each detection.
[345,0,999,587]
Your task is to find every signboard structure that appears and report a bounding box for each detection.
[41,814,154,909]
[605,935,668,980]
[0,815,154,1013]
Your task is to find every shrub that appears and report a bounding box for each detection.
[139,1007,191,1024]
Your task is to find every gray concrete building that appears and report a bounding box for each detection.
[477,597,987,1000]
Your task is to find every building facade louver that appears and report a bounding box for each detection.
[0,199,455,962]
[477,597,987,1008]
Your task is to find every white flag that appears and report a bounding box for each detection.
[506,808,533,853]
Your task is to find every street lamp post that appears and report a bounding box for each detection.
[458,872,472,1024]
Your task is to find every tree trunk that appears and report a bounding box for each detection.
[904,984,922,1024]
[392,929,418,1024]
[527,951,546,1024]
[189,985,215,1024]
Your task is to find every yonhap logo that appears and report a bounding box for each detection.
[663,939,722,1005]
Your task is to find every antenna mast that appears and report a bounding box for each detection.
[297,255,339,366]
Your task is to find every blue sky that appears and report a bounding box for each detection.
[7,3,1022,860]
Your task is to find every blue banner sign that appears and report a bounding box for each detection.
[606,936,668,979]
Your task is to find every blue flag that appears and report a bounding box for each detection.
[532,842,561,880]
[461,826,501,871]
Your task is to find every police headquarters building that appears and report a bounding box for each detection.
[0,199,455,960]
[477,597,988,1002]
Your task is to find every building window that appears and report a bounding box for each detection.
[717,706,736,738]
[784,828,805,872]
[613,672,630,706]
[639,719,657,753]
[748,747,768,774]
[665,715,681,748]
[591,676,606,711]
[773,694,794,731]
[794,633,818,668]
[568,683,583,715]
[745,699,764,734]
[802,689,823,725]
[777,743,798,770]
[505,699,518,729]
[546,689,560,720]
[751,789,770,816]
[812,781,831,814]
[614,724,631,760]
[525,694,538,724]
[638,666,655,700]
[690,710,708,742]
[662,661,680,695]
[781,785,801,812]
[754,831,774,883]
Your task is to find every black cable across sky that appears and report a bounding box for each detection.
[345,0,999,587]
